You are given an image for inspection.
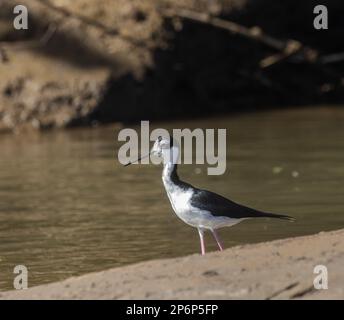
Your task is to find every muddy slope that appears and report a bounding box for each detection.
[1,0,343,132]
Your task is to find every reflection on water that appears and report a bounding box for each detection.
[0,107,343,290]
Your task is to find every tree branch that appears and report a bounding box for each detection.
[163,7,318,68]
[320,52,344,64]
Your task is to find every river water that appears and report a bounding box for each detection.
[0,107,343,290]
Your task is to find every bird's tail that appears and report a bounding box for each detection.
[262,212,295,222]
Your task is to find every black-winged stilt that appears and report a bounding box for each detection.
[125,136,293,255]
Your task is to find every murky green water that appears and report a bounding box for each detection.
[0,107,343,291]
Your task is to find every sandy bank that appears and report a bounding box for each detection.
[1,229,343,299]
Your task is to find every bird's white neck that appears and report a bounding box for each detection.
[162,146,179,187]
[162,146,179,166]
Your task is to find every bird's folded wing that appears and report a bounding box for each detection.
[190,189,266,219]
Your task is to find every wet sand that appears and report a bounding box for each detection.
[1,229,343,299]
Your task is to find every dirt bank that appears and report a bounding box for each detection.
[1,1,344,132]
[1,229,343,299]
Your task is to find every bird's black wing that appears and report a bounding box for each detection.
[190,189,293,220]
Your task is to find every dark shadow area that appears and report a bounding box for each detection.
[226,0,344,53]
[90,0,344,124]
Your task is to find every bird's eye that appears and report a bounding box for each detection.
[158,136,162,142]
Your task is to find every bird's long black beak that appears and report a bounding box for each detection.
[124,153,151,167]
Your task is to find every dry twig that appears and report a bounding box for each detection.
[29,0,146,47]
[320,52,344,64]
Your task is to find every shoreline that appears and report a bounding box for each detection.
[1,229,343,299]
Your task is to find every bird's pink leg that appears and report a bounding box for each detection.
[198,228,206,255]
[212,229,224,251]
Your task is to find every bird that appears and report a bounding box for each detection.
[125,135,294,255]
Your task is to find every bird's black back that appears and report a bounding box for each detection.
[169,163,293,221]
[190,188,293,220]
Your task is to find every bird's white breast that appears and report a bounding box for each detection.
[168,187,193,214]
[162,177,194,223]
[162,179,213,228]
[161,164,241,230]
